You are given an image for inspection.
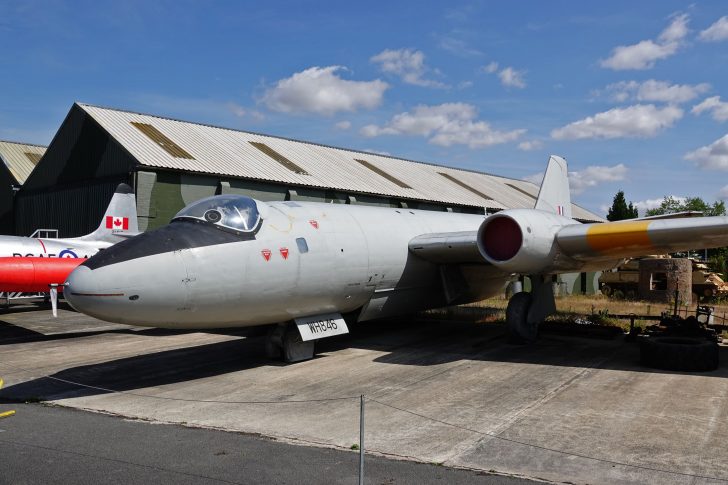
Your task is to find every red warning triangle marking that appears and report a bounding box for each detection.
[261,249,271,261]
[280,248,289,260]
[309,220,319,229]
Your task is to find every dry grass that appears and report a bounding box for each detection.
[423,294,728,331]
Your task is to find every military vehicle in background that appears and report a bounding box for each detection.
[599,256,728,302]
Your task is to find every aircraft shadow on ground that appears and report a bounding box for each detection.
[322,317,728,379]
[0,320,190,345]
[2,317,727,404]
[0,333,278,403]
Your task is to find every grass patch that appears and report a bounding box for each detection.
[424,294,728,329]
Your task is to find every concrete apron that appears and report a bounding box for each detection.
[2,309,728,485]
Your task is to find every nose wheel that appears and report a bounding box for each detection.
[265,322,315,363]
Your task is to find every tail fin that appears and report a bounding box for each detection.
[535,155,572,219]
[80,183,139,243]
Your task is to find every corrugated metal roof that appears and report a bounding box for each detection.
[0,140,46,185]
[79,103,604,222]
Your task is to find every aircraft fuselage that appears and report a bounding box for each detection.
[66,200,510,328]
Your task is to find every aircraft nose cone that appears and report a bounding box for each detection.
[66,247,193,327]
[65,265,130,322]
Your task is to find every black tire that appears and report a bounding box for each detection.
[640,337,719,372]
[506,292,537,344]
[601,285,612,297]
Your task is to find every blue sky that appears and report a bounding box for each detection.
[2,1,728,216]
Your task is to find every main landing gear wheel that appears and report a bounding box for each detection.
[506,292,538,344]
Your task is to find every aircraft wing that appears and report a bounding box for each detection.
[410,213,728,275]
[556,216,728,262]
[410,154,728,274]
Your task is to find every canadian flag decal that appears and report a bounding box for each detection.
[106,216,129,230]
[261,249,272,261]
[280,248,289,260]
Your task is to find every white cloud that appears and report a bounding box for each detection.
[458,80,473,89]
[525,164,628,195]
[363,148,391,156]
[719,185,728,199]
[684,133,728,170]
[634,196,686,215]
[692,96,728,122]
[568,164,628,194]
[483,62,499,73]
[438,36,483,57]
[551,104,683,140]
[517,140,543,151]
[604,80,710,104]
[498,67,526,89]
[699,16,728,42]
[483,62,526,88]
[370,48,445,88]
[658,13,689,43]
[361,103,525,149]
[262,66,388,116]
[600,14,689,70]
[334,120,351,130]
[523,172,543,185]
[226,102,246,117]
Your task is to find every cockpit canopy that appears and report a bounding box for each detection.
[173,195,262,234]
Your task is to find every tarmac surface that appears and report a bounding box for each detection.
[0,403,535,484]
[2,301,728,484]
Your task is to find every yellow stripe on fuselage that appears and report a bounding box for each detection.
[586,221,653,254]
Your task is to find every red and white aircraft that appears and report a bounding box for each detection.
[0,183,138,312]
[0,183,138,260]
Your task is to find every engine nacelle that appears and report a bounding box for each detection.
[477,209,578,274]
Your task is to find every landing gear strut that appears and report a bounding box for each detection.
[265,322,315,363]
[506,275,556,343]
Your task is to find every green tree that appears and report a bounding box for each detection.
[606,190,639,221]
[645,196,728,269]
[645,196,726,217]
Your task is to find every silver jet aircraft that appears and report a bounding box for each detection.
[0,183,139,259]
[66,157,728,362]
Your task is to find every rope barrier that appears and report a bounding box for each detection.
[2,362,727,481]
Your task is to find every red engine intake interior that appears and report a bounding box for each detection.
[481,217,523,262]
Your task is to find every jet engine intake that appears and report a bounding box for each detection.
[477,209,577,274]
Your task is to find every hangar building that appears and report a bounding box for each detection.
[0,140,46,234]
[16,102,602,239]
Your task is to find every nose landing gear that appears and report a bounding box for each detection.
[265,322,315,363]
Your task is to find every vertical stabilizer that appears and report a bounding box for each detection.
[79,183,139,243]
[534,155,572,219]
